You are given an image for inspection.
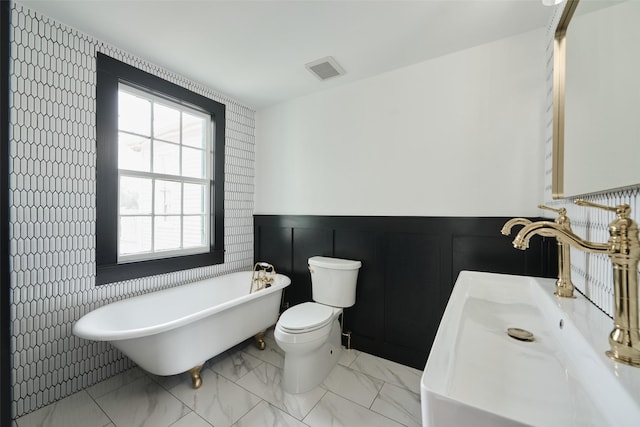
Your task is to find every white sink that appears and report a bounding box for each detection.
[421,271,640,427]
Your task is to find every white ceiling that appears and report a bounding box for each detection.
[17,0,556,110]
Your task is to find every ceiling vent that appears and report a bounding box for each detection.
[305,56,345,81]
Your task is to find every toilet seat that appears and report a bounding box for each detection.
[277,302,334,334]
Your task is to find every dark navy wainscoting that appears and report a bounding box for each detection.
[254,216,558,370]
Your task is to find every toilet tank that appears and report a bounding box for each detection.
[308,256,362,308]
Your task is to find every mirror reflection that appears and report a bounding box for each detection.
[554,0,640,198]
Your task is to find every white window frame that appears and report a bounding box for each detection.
[117,83,212,263]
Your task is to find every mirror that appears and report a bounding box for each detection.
[552,0,640,198]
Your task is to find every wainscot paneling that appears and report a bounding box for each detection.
[254,216,558,370]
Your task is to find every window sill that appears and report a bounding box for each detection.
[96,249,224,285]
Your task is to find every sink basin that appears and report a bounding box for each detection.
[421,271,640,427]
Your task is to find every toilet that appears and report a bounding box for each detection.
[274,256,362,394]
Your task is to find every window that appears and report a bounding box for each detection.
[117,84,212,262]
[96,53,225,285]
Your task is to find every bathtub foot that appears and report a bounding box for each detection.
[188,365,203,389]
[254,330,266,350]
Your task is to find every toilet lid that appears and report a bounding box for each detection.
[278,302,334,332]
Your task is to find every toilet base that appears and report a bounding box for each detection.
[281,318,342,394]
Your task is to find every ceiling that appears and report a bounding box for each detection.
[17,0,557,110]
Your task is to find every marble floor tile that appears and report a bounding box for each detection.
[210,350,263,382]
[169,411,213,427]
[15,391,111,427]
[263,327,276,340]
[338,348,360,367]
[14,343,424,427]
[304,391,404,427]
[242,334,285,369]
[236,362,326,420]
[350,352,423,394]
[371,382,422,427]
[233,401,308,427]
[321,363,383,408]
[95,376,189,427]
[169,368,261,427]
[146,371,193,391]
[86,367,147,399]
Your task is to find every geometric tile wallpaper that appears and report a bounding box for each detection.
[9,2,255,417]
[543,4,640,318]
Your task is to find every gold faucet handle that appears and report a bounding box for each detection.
[538,204,564,214]
[539,204,570,226]
[575,199,631,218]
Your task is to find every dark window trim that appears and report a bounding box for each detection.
[96,53,225,285]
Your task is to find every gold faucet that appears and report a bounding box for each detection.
[501,217,532,235]
[502,205,576,298]
[513,199,640,367]
[540,205,576,298]
[250,262,276,293]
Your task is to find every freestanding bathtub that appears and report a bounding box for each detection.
[73,271,290,388]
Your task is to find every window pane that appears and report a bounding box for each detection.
[120,216,152,255]
[154,103,180,143]
[183,215,206,248]
[183,183,205,214]
[153,140,180,176]
[183,112,206,148]
[119,176,152,214]
[119,90,151,136]
[155,180,181,215]
[118,132,151,172]
[155,216,181,251]
[182,147,205,178]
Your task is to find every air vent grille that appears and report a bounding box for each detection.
[305,56,345,81]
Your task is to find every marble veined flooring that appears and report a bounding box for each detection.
[15,328,423,427]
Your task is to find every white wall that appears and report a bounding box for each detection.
[255,28,547,217]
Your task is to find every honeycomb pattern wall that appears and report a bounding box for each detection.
[9,2,256,418]
[543,4,640,317]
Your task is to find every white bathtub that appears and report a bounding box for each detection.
[73,271,290,386]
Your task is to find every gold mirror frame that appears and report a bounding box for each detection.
[552,0,579,199]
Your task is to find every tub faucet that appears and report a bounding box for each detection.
[513,199,640,367]
[250,262,276,293]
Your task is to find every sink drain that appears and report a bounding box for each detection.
[507,328,535,342]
